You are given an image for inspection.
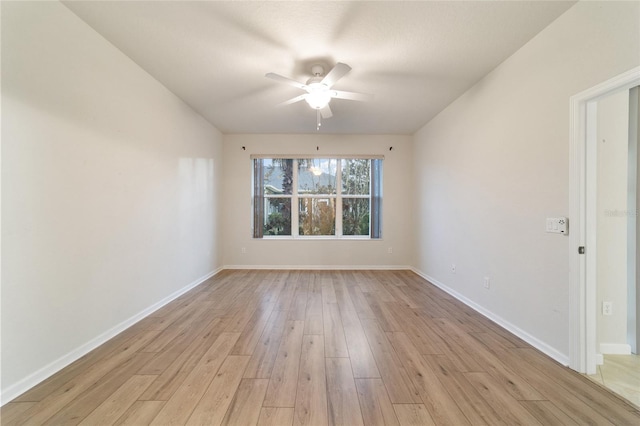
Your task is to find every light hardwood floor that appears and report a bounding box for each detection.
[2,270,640,425]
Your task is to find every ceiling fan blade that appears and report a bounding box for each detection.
[321,62,352,88]
[319,104,333,119]
[265,73,307,90]
[278,94,306,106]
[332,90,374,102]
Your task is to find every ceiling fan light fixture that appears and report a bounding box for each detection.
[266,62,370,130]
[304,83,332,109]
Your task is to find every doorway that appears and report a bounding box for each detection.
[587,87,639,407]
[569,67,640,404]
[594,88,635,360]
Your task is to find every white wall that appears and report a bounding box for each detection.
[1,1,223,401]
[223,134,413,268]
[596,90,630,354]
[412,1,640,361]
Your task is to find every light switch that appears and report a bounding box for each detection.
[546,217,568,235]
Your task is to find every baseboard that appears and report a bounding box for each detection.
[0,267,222,406]
[600,343,632,355]
[410,267,570,366]
[224,264,413,271]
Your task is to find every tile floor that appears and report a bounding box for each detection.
[588,353,640,408]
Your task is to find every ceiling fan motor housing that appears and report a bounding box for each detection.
[310,64,325,76]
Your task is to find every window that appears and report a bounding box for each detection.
[253,157,382,238]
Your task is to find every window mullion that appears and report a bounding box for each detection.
[292,159,299,237]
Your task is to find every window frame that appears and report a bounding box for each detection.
[252,156,382,239]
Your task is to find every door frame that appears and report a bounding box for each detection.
[569,66,640,374]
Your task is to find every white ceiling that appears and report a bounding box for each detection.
[63,1,575,135]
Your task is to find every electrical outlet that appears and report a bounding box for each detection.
[602,301,613,316]
[388,247,393,254]
[451,264,456,274]
[241,247,247,254]
[483,276,490,289]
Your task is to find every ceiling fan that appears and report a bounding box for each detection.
[265,62,373,130]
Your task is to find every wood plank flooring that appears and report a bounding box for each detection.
[2,270,640,425]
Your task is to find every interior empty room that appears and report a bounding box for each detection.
[2,1,639,425]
